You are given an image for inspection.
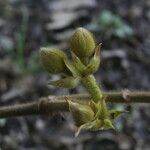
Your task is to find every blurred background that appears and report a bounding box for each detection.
[0,0,150,149]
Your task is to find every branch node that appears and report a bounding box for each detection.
[122,89,131,102]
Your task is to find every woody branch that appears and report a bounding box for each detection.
[0,91,150,118]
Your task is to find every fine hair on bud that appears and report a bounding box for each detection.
[70,27,96,58]
[67,100,95,127]
[40,48,68,74]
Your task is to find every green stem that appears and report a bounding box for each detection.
[100,98,108,119]
[81,75,103,103]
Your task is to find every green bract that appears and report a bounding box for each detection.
[82,44,101,76]
[48,77,81,88]
[70,27,95,59]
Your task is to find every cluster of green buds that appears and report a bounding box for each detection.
[67,98,126,136]
[40,27,126,136]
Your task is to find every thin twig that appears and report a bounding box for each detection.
[0,91,150,118]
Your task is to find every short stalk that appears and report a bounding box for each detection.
[81,75,103,103]
[81,75,109,119]
[99,98,108,119]
[80,57,88,65]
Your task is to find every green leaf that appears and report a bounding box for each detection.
[99,10,114,27]
[114,25,133,38]
[103,119,115,129]
[109,110,128,120]
[98,10,133,39]
[48,77,81,88]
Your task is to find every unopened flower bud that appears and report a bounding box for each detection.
[67,100,95,127]
[40,48,68,74]
[70,27,95,58]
